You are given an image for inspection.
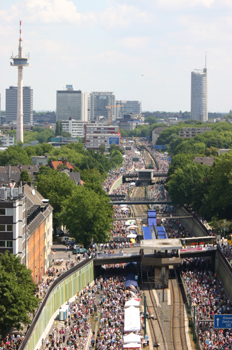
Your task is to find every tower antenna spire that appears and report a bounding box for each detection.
[11,21,30,143]
[205,51,207,69]
[19,20,22,41]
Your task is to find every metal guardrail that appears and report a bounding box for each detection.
[95,252,140,259]
[110,197,171,202]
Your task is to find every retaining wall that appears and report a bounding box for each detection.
[109,176,123,194]
[215,249,232,301]
[21,259,94,350]
[176,207,209,237]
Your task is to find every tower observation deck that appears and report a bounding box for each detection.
[10,21,30,143]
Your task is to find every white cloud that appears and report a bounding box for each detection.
[119,36,151,50]
[178,14,232,44]
[157,0,214,8]
[99,4,152,29]
[0,0,151,29]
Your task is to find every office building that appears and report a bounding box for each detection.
[56,85,81,121]
[61,119,86,138]
[116,100,141,119]
[56,85,88,122]
[81,93,89,122]
[0,135,15,147]
[191,66,208,122]
[90,92,115,121]
[6,86,33,125]
[84,124,120,150]
[179,127,211,138]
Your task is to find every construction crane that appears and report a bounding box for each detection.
[106,104,124,125]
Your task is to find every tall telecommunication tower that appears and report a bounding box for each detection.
[10,21,29,142]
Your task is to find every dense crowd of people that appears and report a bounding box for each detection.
[0,334,25,350]
[163,218,191,239]
[181,258,232,349]
[102,141,144,194]
[5,140,232,350]
[41,270,143,350]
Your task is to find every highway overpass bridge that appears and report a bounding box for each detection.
[94,246,217,266]
[109,197,172,205]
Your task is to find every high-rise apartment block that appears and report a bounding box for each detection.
[191,67,208,122]
[0,183,53,283]
[90,92,115,121]
[6,86,33,125]
[56,85,88,122]
[116,100,141,119]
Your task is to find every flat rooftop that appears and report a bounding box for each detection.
[141,238,182,251]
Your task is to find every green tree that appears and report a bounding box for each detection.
[61,186,113,246]
[120,128,128,137]
[20,170,31,182]
[144,116,157,125]
[99,144,106,155]
[0,252,39,333]
[35,167,75,230]
[80,168,103,185]
[209,153,232,219]
[166,162,210,206]
[168,153,195,177]
[61,131,71,138]
[0,146,32,166]
[55,121,62,135]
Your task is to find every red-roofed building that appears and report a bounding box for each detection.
[50,159,75,171]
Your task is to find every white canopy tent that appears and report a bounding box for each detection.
[124,306,141,332]
[123,343,141,349]
[127,233,137,238]
[125,299,140,308]
[124,333,142,343]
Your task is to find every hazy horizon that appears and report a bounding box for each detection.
[1,0,232,113]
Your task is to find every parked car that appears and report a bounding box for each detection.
[61,236,70,244]
[72,248,87,254]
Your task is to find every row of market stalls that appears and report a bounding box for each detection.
[123,273,144,349]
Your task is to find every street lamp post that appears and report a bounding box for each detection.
[144,295,147,336]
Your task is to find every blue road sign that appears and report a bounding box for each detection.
[169,158,172,162]
[214,314,232,329]
[154,145,165,150]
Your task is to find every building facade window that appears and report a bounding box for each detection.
[0,208,13,216]
[0,224,13,231]
[0,241,13,248]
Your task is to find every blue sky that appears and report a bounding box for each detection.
[0,0,232,112]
